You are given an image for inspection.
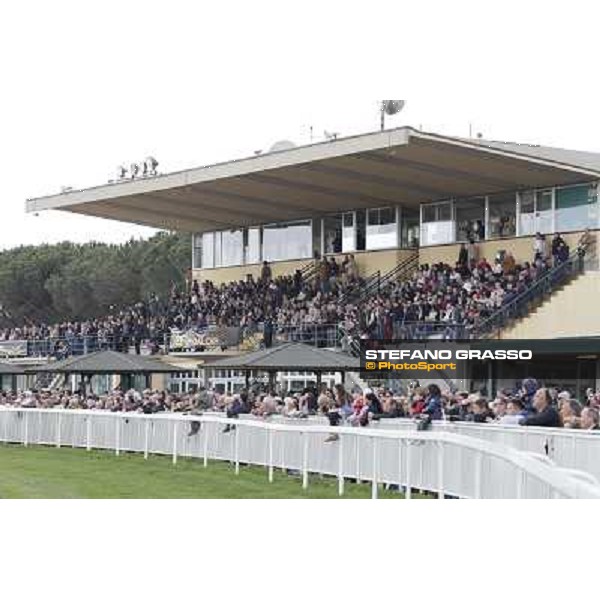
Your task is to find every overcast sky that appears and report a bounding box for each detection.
[2,0,600,249]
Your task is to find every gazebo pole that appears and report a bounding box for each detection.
[245,371,250,390]
[316,371,322,391]
[268,370,276,392]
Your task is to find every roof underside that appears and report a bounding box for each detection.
[27,128,600,233]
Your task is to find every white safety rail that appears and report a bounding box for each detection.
[371,420,600,482]
[232,414,600,483]
[1,408,599,499]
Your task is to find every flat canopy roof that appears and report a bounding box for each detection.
[26,127,600,233]
[32,350,185,374]
[205,343,359,372]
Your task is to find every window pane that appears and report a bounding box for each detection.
[422,206,436,223]
[401,207,420,248]
[193,234,203,268]
[218,230,244,267]
[438,203,452,221]
[367,208,397,250]
[368,209,380,226]
[519,191,535,236]
[556,184,598,232]
[342,213,356,253]
[535,190,553,234]
[380,207,395,225]
[488,193,516,239]
[202,232,214,268]
[536,190,552,212]
[247,228,261,264]
[420,202,453,246]
[323,215,343,254]
[456,197,486,242]
[263,221,313,262]
[420,221,454,246]
[214,232,222,267]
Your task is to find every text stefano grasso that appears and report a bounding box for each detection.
[364,349,533,361]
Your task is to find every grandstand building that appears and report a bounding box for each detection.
[28,127,600,278]
[26,126,600,393]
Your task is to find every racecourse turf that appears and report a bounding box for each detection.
[0,444,406,499]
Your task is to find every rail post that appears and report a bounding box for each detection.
[56,412,61,448]
[144,419,150,459]
[23,411,29,447]
[338,434,345,497]
[302,432,309,490]
[405,441,412,500]
[437,440,445,499]
[172,420,178,465]
[371,437,379,500]
[115,416,120,457]
[234,424,240,475]
[86,415,92,452]
[268,428,274,483]
[203,420,209,468]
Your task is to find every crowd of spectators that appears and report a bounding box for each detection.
[0,231,589,356]
[3,376,598,433]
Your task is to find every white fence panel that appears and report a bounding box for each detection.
[1,408,600,499]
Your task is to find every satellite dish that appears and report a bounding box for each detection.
[269,140,297,153]
[382,100,406,116]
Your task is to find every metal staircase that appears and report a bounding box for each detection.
[338,251,419,306]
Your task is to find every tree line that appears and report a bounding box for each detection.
[0,232,191,327]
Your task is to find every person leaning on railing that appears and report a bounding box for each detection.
[581,407,600,431]
[577,228,593,271]
[520,389,560,428]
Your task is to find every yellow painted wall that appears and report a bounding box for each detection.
[500,272,600,339]
[193,249,416,284]
[419,230,599,268]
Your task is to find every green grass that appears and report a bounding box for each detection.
[0,444,407,499]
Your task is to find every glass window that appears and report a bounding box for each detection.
[519,190,535,236]
[246,228,261,264]
[366,207,397,250]
[556,184,598,232]
[193,234,203,268]
[519,189,552,235]
[323,215,343,254]
[535,190,553,234]
[342,212,356,253]
[202,232,215,269]
[488,193,517,239]
[401,207,420,248]
[312,219,322,259]
[422,205,436,223]
[219,230,244,267]
[263,221,313,262]
[420,201,454,246]
[456,197,486,242]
